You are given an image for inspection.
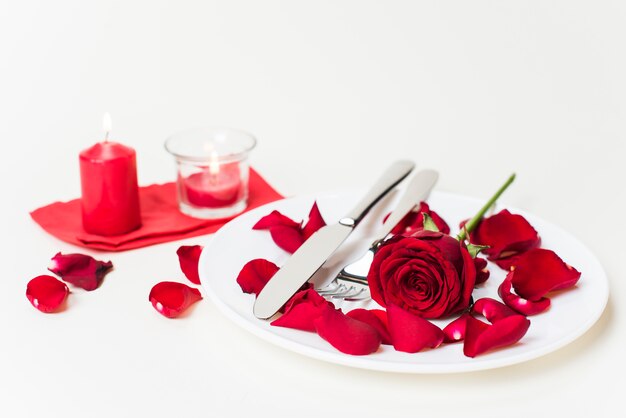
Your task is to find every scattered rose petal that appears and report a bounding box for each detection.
[509,248,581,301]
[467,209,541,269]
[302,201,327,240]
[387,202,451,235]
[346,309,392,345]
[176,245,203,285]
[472,297,519,322]
[149,281,202,318]
[271,289,334,332]
[48,252,113,291]
[443,313,470,343]
[253,202,326,253]
[499,275,551,315]
[26,275,69,313]
[236,258,279,295]
[463,314,531,357]
[314,308,381,355]
[474,256,490,285]
[386,303,444,353]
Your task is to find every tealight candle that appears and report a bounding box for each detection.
[80,113,141,235]
[165,127,256,219]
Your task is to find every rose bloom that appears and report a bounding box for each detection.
[367,230,476,319]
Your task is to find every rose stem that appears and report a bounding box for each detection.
[457,173,516,242]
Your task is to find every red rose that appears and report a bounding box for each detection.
[367,230,476,319]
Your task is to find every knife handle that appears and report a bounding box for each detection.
[341,160,415,226]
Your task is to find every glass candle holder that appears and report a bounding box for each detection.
[165,127,257,219]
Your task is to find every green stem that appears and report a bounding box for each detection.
[457,173,516,242]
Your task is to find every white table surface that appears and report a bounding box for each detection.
[1,1,624,417]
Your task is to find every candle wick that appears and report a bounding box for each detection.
[104,131,109,143]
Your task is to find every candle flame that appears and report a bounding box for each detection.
[209,151,220,176]
[102,112,112,142]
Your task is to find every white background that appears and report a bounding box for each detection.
[0,1,624,417]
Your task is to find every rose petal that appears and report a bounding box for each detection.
[498,275,551,315]
[48,252,113,291]
[386,304,444,353]
[472,297,519,322]
[269,225,305,253]
[176,245,203,285]
[346,309,392,345]
[474,257,490,285]
[149,281,202,318]
[509,248,581,301]
[271,289,333,332]
[442,313,470,343]
[236,258,279,295]
[314,308,381,355]
[26,275,69,313]
[463,314,531,357]
[252,210,301,230]
[302,201,327,240]
[468,209,541,267]
[388,202,451,235]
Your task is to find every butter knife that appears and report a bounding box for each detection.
[253,160,415,319]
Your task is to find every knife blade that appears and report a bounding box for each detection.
[253,160,415,319]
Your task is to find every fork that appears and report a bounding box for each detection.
[316,169,439,301]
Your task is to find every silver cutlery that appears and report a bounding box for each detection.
[316,169,439,301]
[253,160,415,319]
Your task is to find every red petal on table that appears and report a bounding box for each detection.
[302,201,327,240]
[271,289,333,332]
[252,210,301,230]
[498,275,551,316]
[509,248,581,301]
[176,245,203,285]
[236,258,280,295]
[474,257,490,285]
[149,281,202,318]
[26,275,69,313]
[269,225,305,253]
[314,308,381,355]
[468,209,541,266]
[472,297,519,322]
[346,309,392,345]
[443,313,470,343]
[463,314,531,358]
[387,202,451,235]
[387,303,444,353]
[48,252,113,291]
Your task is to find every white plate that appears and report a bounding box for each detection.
[198,190,609,373]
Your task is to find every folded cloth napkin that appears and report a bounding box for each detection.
[30,168,283,251]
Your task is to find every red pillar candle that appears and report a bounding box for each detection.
[182,162,243,207]
[79,114,141,235]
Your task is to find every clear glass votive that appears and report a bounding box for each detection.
[165,127,257,219]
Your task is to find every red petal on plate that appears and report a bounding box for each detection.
[271,289,333,332]
[314,308,381,355]
[498,275,551,315]
[176,245,203,285]
[472,297,519,322]
[387,303,444,353]
[509,248,581,301]
[149,281,202,318]
[346,308,392,345]
[302,201,327,240]
[48,252,113,291]
[252,210,301,230]
[26,275,69,313]
[442,313,470,343]
[388,202,451,235]
[468,209,541,267]
[269,225,305,253]
[236,258,280,295]
[474,257,490,285]
[463,314,531,358]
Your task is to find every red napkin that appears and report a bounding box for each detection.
[30,168,283,252]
